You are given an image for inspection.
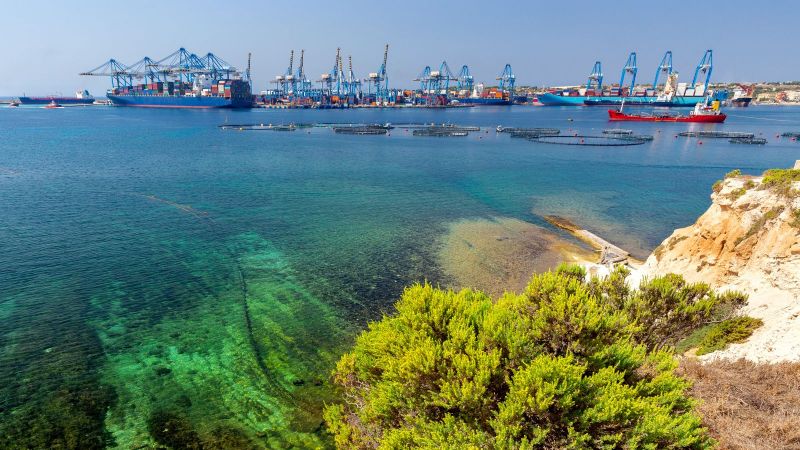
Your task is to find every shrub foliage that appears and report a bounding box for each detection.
[325,265,745,449]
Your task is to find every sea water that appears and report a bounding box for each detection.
[1,105,799,448]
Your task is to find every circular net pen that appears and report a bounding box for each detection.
[729,137,767,145]
[678,131,754,139]
[333,126,388,135]
[529,135,649,146]
[497,127,560,135]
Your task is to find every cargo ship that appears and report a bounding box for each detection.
[539,50,725,107]
[106,79,252,108]
[608,100,726,123]
[453,83,511,105]
[17,90,95,105]
[726,85,753,107]
[81,48,253,109]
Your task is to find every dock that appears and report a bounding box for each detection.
[544,215,631,265]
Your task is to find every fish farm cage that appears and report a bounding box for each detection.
[333,126,389,135]
[412,128,470,137]
[529,135,650,146]
[497,126,560,136]
[729,137,767,145]
[678,131,754,139]
[219,123,312,131]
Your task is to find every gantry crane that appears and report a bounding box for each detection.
[652,51,672,89]
[586,61,603,91]
[497,64,515,98]
[618,52,637,93]
[691,50,713,94]
[365,44,390,103]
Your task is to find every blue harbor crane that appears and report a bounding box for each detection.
[415,62,456,105]
[652,51,673,89]
[414,66,431,105]
[414,66,432,94]
[273,50,295,97]
[246,52,251,84]
[122,57,163,84]
[343,55,362,99]
[365,44,391,103]
[457,65,474,93]
[618,52,637,93]
[586,61,603,91]
[200,52,236,81]
[294,49,312,97]
[79,59,131,88]
[319,48,344,97]
[691,50,713,94]
[497,64,515,98]
[153,48,205,84]
[435,61,456,94]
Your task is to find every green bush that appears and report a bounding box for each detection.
[728,187,747,200]
[696,317,764,356]
[325,267,728,449]
[712,180,723,194]
[724,169,742,179]
[761,169,800,197]
[792,209,800,229]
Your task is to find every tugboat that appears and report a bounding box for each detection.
[608,98,726,123]
[44,100,62,109]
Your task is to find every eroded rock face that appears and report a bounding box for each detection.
[641,175,800,362]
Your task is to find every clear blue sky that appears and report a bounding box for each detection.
[2,0,794,95]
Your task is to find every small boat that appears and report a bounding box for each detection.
[44,100,62,109]
[8,100,19,107]
[608,99,726,123]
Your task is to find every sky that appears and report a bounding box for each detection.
[2,0,795,96]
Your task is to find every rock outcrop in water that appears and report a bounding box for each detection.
[640,164,800,362]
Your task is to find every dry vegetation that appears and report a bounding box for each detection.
[680,359,800,450]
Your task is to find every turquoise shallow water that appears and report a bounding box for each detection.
[2,105,800,448]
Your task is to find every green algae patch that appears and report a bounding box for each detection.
[90,233,348,449]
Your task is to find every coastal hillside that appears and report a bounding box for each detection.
[641,163,800,362]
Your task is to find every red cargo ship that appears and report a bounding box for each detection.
[608,101,726,123]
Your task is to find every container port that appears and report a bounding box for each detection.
[23,45,740,110]
[80,48,253,108]
[255,45,520,108]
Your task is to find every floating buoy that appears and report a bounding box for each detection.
[580,139,585,144]
[698,141,703,145]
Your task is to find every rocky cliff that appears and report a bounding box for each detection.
[640,165,800,362]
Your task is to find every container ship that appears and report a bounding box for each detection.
[453,83,511,105]
[81,48,253,109]
[538,50,726,107]
[726,84,753,107]
[17,90,95,105]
